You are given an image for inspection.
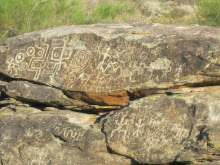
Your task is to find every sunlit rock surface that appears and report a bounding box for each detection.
[0,23,219,164]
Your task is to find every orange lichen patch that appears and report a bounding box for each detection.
[66,90,129,106]
[86,91,130,106]
[128,89,159,100]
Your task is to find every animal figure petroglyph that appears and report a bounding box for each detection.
[5,34,185,93]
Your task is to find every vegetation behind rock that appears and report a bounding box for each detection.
[0,0,219,42]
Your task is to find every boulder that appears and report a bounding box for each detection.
[0,86,219,164]
[0,111,130,165]
[0,23,220,165]
[103,86,220,164]
[5,80,87,107]
[0,23,219,107]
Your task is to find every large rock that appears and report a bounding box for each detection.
[0,110,130,165]
[103,86,220,164]
[0,86,219,164]
[1,81,122,111]
[0,23,219,107]
[5,80,87,107]
[0,23,220,165]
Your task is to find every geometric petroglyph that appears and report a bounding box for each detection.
[6,36,91,82]
[5,34,196,92]
[5,33,185,93]
[70,50,91,73]
[103,97,193,163]
[7,51,28,78]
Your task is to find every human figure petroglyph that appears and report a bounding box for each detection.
[175,64,184,79]
[105,98,192,158]
[5,34,189,92]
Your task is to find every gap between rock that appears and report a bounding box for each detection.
[1,71,220,114]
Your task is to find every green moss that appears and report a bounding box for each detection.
[165,149,172,155]
[0,112,12,116]
[178,95,194,100]
[211,58,220,63]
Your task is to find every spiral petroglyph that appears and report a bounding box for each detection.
[4,34,203,92]
[1,23,219,93]
[0,23,220,165]
[70,50,91,73]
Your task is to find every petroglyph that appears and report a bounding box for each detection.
[6,36,91,82]
[52,124,85,142]
[25,128,44,139]
[3,34,182,92]
[2,31,214,93]
[103,97,194,163]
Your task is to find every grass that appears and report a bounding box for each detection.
[151,7,189,24]
[0,0,134,42]
[89,0,134,23]
[150,0,220,27]
[0,0,56,41]
[0,0,219,42]
[196,0,220,27]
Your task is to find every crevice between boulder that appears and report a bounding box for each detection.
[1,70,220,114]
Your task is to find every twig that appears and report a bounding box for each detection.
[0,30,9,41]
[27,0,47,31]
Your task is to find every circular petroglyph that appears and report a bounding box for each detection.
[40,62,46,68]
[15,53,25,63]
[38,50,44,57]
[19,62,28,71]
[26,47,35,56]
[70,50,91,73]
[53,52,60,58]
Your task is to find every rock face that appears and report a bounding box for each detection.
[5,81,87,107]
[0,111,130,165]
[103,86,220,164]
[1,23,220,91]
[0,23,220,165]
[0,23,220,108]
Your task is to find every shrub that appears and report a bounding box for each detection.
[0,0,135,42]
[89,0,134,23]
[150,7,187,24]
[0,0,88,41]
[196,0,220,27]
[0,0,56,41]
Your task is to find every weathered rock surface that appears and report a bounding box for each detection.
[5,80,87,107]
[0,86,219,164]
[0,111,131,165]
[103,86,220,164]
[0,23,219,107]
[0,23,220,165]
